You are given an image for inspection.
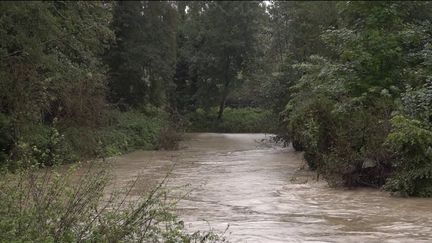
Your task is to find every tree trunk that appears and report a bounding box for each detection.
[217,93,227,120]
[217,54,231,121]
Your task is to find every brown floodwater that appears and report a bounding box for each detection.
[108,133,432,242]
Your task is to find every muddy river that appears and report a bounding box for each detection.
[109,133,432,242]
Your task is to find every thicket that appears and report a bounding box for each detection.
[0,2,270,239]
[272,2,432,196]
[0,1,273,170]
[187,107,277,133]
[0,2,183,170]
[0,162,226,242]
[0,2,269,238]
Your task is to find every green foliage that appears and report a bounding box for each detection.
[97,109,169,157]
[188,107,277,133]
[62,108,176,159]
[266,2,338,113]
[15,125,74,167]
[0,1,185,170]
[384,82,432,196]
[173,1,266,118]
[283,97,334,170]
[385,116,432,197]
[0,1,116,168]
[0,1,112,126]
[107,1,177,108]
[4,0,432,200]
[1,108,176,168]
[277,2,432,194]
[0,164,226,242]
[400,82,432,124]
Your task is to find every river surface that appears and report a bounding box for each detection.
[109,133,432,242]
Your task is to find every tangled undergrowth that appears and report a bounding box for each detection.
[0,161,227,242]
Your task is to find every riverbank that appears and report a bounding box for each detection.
[0,107,181,170]
[186,107,278,133]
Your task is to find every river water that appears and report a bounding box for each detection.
[110,133,432,242]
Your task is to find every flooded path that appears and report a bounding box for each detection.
[111,133,432,242]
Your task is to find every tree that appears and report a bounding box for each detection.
[0,1,112,127]
[279,1,432,192]
[0,1,113,166]
[266,1,338,112]
[107,1,177,108]
[197,1,265,120]
[171,1,206,113]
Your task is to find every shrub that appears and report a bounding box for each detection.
[384,82,432,196]
[61,126,100,159]
[282,97,334,170]
[282,91,395,188]
[187,107,277,133]
[0,163,226,242]
[385,116,432,197]
[1,107,182,169]
[97,109,170,157]
[60,108,179,159]
[9,125,75,169]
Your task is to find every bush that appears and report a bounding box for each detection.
[8,125,75,170]
[283,82,432,194]
[60,108,180,159]
[0,163,226,242]
[61,126,100,159]
[97,109,170,157]
[0,107,182,169]
[385,116,432,197]
[282,97,334,170]
[383,82,432,197]
[187,107,277,133]
[282,92,394,188]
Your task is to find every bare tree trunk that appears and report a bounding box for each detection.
[217,54,231,121]
[217,92,227,120]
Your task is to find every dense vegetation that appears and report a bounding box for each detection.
[187,107,277,133]
[0,1,272,170]
[271,2,432,197]
[0,162,226,242]
[1,3,432,240]
[0,1,266,241]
